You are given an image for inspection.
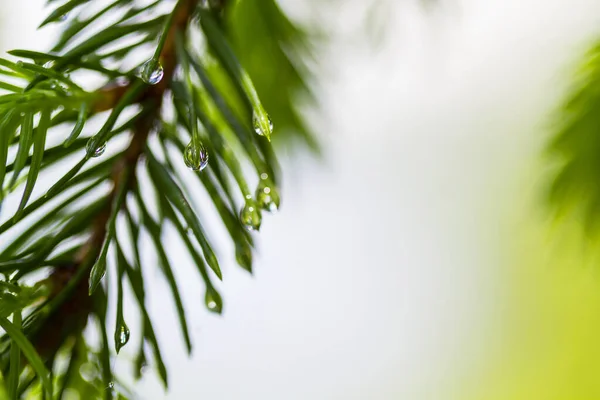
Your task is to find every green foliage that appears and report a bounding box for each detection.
[226,0,317,150]
[548,42,600,234]
[0,0,315,398]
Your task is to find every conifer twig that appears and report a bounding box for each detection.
[34,0,199,363]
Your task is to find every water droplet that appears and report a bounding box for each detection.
[86,139,106,157]
[184,141,209,171]
[43,61,54,69]
[119,326,129,344]
[205,287,222,314]
[255,176,280,213]
[199,0,211,9]
[59,13,69,22]
[115,76,129,87]
[115,323,130,353]
[107,381,116,395]
[79,362,97,382]
[235,244,252,273]
[139,59,164,85]
[240,200,262,231]
[135,352,147,379]
[252,112,273,138]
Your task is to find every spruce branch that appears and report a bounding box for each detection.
[0,0,315,397]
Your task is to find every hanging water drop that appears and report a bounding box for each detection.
[240,199,262,231]
[134,352,147,379]
[115,76,129,87]
[255,174,280,212]
[79,363,97,383]
[205,287,222,314]
[115,323,130,353]
[59,13,69,22]
[86,139,106,157]
[252,111,273,138]
[42,60,54,69]
[107,381,116,396]
[137,361,149,379]
[184,141,209,171]
[139,59,164,85]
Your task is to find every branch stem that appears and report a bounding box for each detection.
[35,0,200,362]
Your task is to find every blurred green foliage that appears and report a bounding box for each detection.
[224,0,318,151]
[548,42,600,234]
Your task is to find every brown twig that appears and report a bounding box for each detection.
[33,0,199,362]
